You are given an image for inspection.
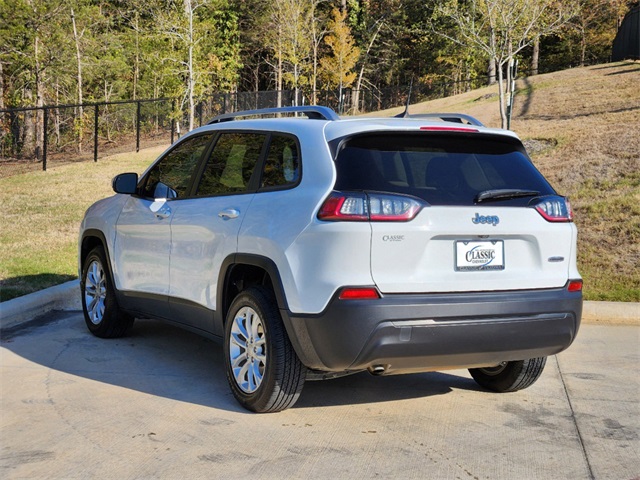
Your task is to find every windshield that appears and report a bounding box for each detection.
[333,133,556,206]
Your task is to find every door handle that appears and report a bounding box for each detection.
[155,206,171,219]
[218,208,240,219]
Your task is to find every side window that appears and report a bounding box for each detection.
[261,135,301,189]
[143,134,212,199]
[196,133,266,196]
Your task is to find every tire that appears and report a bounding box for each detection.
[469,357,547,392]
[224,286,306,413]
[81,246,134,338]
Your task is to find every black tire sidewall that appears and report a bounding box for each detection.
[469,357,547,392]
[81,246,131,338]
[223,288,277,410]
[223,286,306,412]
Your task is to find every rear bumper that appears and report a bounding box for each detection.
[282,287,582,373]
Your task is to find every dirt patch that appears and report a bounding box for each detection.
[523,138,558,156]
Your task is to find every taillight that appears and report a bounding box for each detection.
[533,196,573,222]
[318,191,424,222]
[339,287,381,300]
[567,280,583,292]
[317,192,369,221]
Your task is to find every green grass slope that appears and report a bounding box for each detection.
[373,61,640,301]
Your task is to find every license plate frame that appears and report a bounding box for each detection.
[455,240,505,271]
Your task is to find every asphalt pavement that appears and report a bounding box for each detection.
[1,311,638,479]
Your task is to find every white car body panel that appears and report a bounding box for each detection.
[169,194,255,310]
[370,207,576,293]
[78,194,127,277]
[114,196,171,295]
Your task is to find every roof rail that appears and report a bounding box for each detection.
[401,113,484,127]
[208,106,339,124]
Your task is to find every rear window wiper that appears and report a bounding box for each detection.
[475,189,540,203]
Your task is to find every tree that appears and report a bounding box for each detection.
[280,0,313,105]
[0,0,68,157]
[433,0,578,128]
[569,0,628,67]
[320,7,360,96]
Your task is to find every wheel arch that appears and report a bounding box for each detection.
[217,254,289,325]
[80,230,115,283]
[216,254,321,369]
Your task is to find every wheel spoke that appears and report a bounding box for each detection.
[234,315,249,340]
[234,361,250,389]
[84,259,107,325]
[248,362,261,391]
[230,331,247,349]
[231,350,247,369]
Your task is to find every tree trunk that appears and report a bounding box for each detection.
[71,8,84,153]
[354,21,383,114]
[34,34,44,161]
[0,61,4,111]
[311,3,320,105]
[312,43,318,105]
[277,24,283,108]
[531,36,540,75]
[54,80,61,146]
[133,13,139,100]
[186,0,195,131]
[24,87,35,157]
[580,26,587,67]
[488,28,497,85]
[497,59,507,129]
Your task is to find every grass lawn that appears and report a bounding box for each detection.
[373,61,640,302]
[0,146,166,301]
[1,62,639,302]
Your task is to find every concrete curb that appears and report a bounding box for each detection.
[0,280,81,330]
[582,300,639,326]
[0,281,638,330]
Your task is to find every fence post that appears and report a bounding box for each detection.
[136,100,141,152]
[42,107,48,171]
[94,104,99,162]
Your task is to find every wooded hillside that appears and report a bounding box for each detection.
[2,0,634,109]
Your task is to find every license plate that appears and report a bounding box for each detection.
[455,240,504,271]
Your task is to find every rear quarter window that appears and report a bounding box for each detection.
[333,133,555,206]
[260,134,301,189]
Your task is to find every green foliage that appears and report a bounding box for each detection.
[320,7,360,89]
[0,0,635,119]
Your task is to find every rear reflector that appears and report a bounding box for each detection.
[567,280,583,292]
[339,287,381,300]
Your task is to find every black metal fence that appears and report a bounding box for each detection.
[612,5,640,61]
[0,77,487,178]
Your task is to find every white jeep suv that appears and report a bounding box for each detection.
[79,106,582,412]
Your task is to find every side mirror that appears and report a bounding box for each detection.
[112,172,138,194]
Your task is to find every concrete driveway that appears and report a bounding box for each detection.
[1,312,638,479]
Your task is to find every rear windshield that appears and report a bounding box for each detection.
[333,133,555,206]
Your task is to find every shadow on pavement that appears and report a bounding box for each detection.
[1,311,482,412]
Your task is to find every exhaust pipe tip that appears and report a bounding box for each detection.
[368,364,387,376]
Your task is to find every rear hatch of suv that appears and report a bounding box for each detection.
[327,130,577,294]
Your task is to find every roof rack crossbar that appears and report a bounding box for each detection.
[401,113,484,127]
[208,106,339,124]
